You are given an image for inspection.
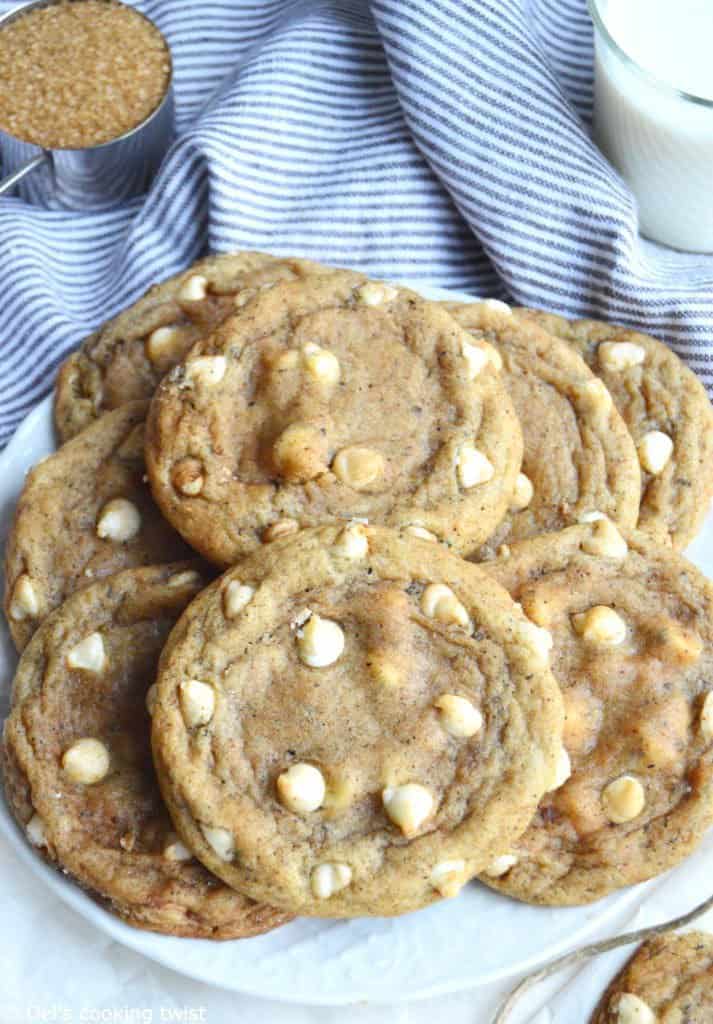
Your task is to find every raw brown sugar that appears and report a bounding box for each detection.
[0,1,170,149]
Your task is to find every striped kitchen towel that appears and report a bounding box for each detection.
[1,0,711,449]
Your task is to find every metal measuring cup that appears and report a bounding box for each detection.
[0,0,174,210]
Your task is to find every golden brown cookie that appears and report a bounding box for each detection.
[481,522,713,906]
[4,401,191,652]
[54,251,329,442]
[591,931,713,1023]
[146,273,523,567]
[515,309,713,550]
[151,524,564,918]
[1,563,291,939]
[445,302,641,560]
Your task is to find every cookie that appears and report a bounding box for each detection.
[1,563,291,939]
[151,524,564,917]
[591,931,713,1023]
[515,309,713,550]
[445,302,641,559]
[54,251,329,442]
[4,401,191,652]
[480,522,713,906]
[145,273,523,566]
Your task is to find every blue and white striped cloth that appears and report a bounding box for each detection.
[1,0,712,449]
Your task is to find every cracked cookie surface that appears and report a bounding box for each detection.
[481,523,713,905]
[1,563,291,938]
[4,401,190,652]
[146,273,523,566]
[151,524,563,917]
[446,302,641,560]
[515,309,713,550]
[591,931,713,1023]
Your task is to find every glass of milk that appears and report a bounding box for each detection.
[589,0,713,252]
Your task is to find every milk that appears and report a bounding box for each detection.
[592,0,713,251]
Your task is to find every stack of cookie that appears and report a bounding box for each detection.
[3,253,713,940]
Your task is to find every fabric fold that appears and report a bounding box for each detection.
[0,0,711,449]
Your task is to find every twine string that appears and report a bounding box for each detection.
[492,890,713,1023]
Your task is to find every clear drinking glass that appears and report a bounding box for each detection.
[589,0,713,252]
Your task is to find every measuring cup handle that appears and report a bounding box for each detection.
[0,152,49,196]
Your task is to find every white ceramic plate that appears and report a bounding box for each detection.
[1,285,712,1006]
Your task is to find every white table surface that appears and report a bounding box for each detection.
[5,820,712,1024]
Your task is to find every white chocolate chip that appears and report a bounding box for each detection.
[517,619,553,667]
[311,862,352,899]
[177,478,203,497]
[172,459,204,496]
[145,683,158,717]
[655,622,703,664]
[263,518,299,543]
[200,824,235,861]
[581,517,628,559]
[578,378,613,418]
[485,853,518,878]
[145,326,183,365]
[185,355,227,387]
[223,581,255,618]
[700,692,713,742]
[179,275,208,303]
[456,443,494,489]
[382,783,434,836]
[430,859,467,898]
[483,298,512,315]
[357,281,398,305]
[434,694,483,738]
[483,342,503,371]
[366,649,402,687]
[332,446,385,490]
[178,679,215,728]
[62,738,110,785]
[167,570,201,588]
[510,472,533,511]
[277,763,326,814]
[598,341,645,373]
[9,574,39,621]
[96,498,141,543]
[26,813,47,848]
[302,342,341,386]
[333,521,369,559]
[403,522,438,542]
[638,430,673,476]
[602,775,645,824]
[460,338,489,380]
[296,613,345,667]
[66,633,106,673]
[421,583,471,630]
[578,510,606,523]
[572,606,627,646]
[272,421,328,482]
[163,834,193,862]
[614,994,656,1024]
[549,747,572,791]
